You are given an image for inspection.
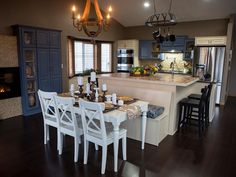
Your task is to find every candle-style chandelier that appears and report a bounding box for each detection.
[72,0,112,38]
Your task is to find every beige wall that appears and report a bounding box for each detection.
[124,19,228,40]
[0,0,125,91]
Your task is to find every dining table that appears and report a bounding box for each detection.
[61,92,149,172]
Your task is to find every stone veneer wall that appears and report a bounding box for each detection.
[0,35,22,119]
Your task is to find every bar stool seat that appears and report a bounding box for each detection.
[188,93,201,100]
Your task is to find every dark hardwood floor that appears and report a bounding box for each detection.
[1,97,236,177]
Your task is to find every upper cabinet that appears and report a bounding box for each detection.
[139,36,195,60]
[161,36,187,52]
[184,38,195,60]
[117,40,137,49]
[139,40,153,59]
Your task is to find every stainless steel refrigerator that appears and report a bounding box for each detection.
[193,47,225,104]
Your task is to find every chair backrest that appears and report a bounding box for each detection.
[53,96,79,132]
[206,83,213,103]
[79,99,106,140]
[38,89,57,121]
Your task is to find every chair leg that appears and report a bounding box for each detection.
[43,124,47,144]
[198,111,202,137]
[57,130,60,151]
[183,105,188,128]
[84,140,89,164]
[122,136,127,161]
[46,125,50,141]
[101,145,107,174]
[58,132,63,155]
[95,144,99,151]
[74,137,79,163]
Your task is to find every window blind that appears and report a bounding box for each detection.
[101,43,112,72]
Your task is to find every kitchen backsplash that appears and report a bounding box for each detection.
[139,53,192,74]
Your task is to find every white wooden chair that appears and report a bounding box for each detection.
[37,90,59,149]
[79,99,127,174]
[53,95,83,162]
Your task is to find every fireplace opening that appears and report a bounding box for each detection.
[0,67,21,100]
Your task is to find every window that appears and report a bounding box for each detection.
[68,37,113,77]
[101,43,112,72]
[74,41,94,74]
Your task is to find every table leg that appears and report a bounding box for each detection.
[141,111,147,150]
[112,121,120,172]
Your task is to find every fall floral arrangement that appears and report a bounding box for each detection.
[130,65,159,76]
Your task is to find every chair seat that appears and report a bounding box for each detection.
[188,94,201,100]
[87,122,126,141]
[180,98,200,107]
[45,116,57,122]
[60,115,83,131]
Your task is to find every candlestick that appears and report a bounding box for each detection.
[102,90,107,102]
[90,71,96,82]
[72,5,76,19]
[77,76,83,86]
[78,85,83,97]
[94,88,99,102]
[86,83,90,96]
[102,83,107,91]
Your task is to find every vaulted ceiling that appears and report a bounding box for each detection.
[100,0,236,27]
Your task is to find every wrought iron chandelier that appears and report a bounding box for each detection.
[145,0,177,27]
[72,0,112,38]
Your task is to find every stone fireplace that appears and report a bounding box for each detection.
[0,35,22,119]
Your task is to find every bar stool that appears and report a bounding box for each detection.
[178,87,208,136]
[188,84,212,127]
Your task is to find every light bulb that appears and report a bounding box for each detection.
[144,2,150,8]
[107,14,111,19]
[77,14,81,20]
[108,6,112,12]
[72,5,76,12]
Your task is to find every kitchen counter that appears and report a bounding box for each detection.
[98,73,199,87]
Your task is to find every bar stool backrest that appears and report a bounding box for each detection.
[199,87,208,109]
[206,83,213,103]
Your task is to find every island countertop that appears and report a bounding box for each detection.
[98,73,199,87]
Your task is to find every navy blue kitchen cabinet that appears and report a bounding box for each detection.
[139,40,153,59]
[13,25,62,116]
[161,36,187,52]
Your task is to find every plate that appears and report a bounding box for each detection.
[105,103,114,110]
[118,96,134,102]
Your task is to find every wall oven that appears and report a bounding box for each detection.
[117,49,134,72]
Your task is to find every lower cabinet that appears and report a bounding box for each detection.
[13,25,62,116]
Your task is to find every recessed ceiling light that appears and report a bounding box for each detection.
[144,2,150,8]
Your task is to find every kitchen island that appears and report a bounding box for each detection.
[98,73,215,144]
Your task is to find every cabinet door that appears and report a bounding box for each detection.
[139,40,152,59]
[117,40,126,48]
[37,48,51,91]
[37,30,50,48]
[50,31,61,48]
[174,36,186,46]
[50,49,62,93]
[21,48,40,115]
